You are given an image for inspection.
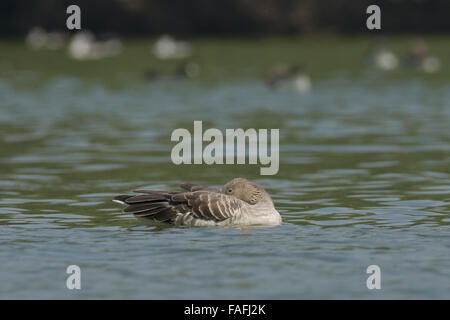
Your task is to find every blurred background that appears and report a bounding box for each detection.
[1,0,450,83]
[0,1,449,299]
[2,0,450,36]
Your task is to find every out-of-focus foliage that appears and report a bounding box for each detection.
[1,0,449,36]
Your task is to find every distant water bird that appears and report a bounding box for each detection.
[67,31,123,60]
[265,64,312,93]
[365,43,398,71]
[143,69,161,82]
[143,61,201,82]
[152,35,192,60]
[25,27,66,50]
[174,61,201,78]
[405,39,441,74]
[113,178,282,227]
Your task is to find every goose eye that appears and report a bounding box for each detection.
[227,188,233,193]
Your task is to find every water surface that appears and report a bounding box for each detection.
[0,37,449,299]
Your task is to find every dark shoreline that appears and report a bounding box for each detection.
[2,0,450,36]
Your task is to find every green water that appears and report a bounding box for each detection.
[0,36,449,299]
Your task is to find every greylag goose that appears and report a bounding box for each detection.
[113,178,281,227]
[405,39,441,73]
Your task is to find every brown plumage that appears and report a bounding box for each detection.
[113,178,282,227]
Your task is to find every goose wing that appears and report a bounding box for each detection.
[114,189,246,223]
[171,191,245,221]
